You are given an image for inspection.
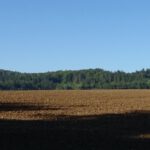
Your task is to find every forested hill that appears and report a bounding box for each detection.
[0,69,150,90]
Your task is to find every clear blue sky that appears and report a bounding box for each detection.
[0,0,150,73]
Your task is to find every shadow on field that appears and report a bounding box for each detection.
[0,102,63,111]
[0,111,150,150]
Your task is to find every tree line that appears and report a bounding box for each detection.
[0,68,150,90]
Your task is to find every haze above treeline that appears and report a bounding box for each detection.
[0,68,150,90]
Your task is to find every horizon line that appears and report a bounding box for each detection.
[0,68,149,74]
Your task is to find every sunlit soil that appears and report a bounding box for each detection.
[0,90,149,120]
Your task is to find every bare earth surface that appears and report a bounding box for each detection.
[0,90,149,150]
[0,90,150,120]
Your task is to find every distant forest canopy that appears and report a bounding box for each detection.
[0,68,150,90]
